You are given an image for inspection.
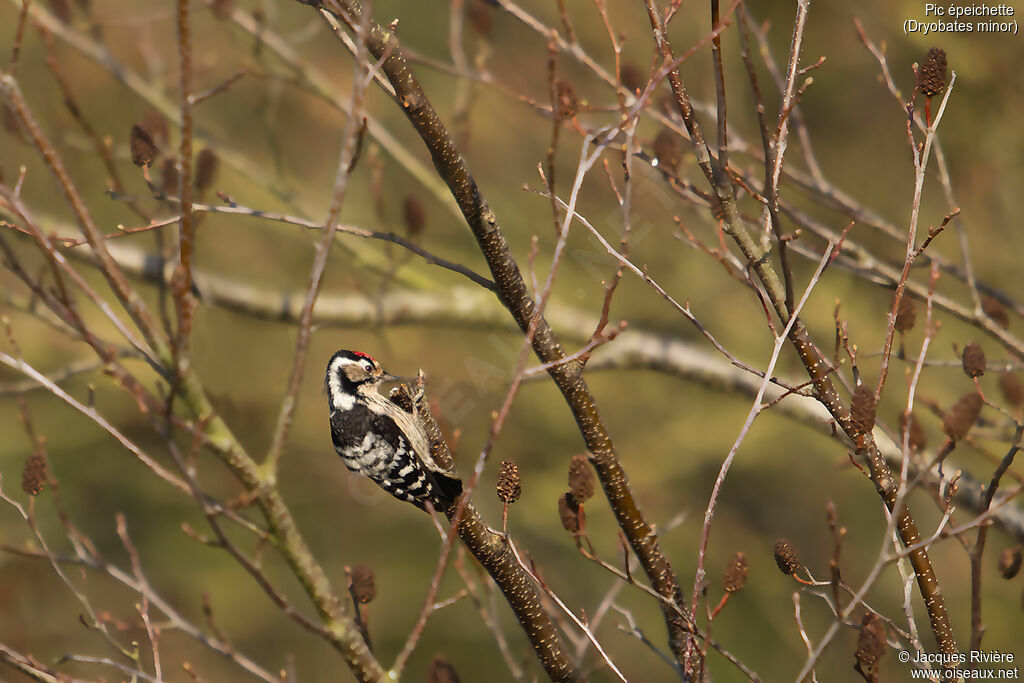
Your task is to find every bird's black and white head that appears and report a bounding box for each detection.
[325,350,397,411]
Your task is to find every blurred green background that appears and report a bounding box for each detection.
[1,0,1023,680]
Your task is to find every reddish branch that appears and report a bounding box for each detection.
[173,0,198,360]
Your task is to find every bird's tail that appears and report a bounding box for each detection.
[428,471,463,511]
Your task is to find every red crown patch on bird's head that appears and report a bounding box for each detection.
[351,351,375,363]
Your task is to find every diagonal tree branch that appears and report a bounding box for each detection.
[299,0,692,672]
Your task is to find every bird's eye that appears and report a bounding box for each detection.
[362,361,373,372]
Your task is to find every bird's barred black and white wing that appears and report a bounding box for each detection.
[329,403,461,509]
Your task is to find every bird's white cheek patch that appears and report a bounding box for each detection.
[330,379,355,411]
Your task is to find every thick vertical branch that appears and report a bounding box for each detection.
[310,0,691,667]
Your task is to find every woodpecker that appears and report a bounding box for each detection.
[324,350,462,511]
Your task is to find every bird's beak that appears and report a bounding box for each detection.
[379,372,402,383]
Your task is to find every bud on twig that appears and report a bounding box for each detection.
[854,612,886,682]
[942,392,984,441]
[555,80,578,120]
[722,552,748,593]
[349,564,376,604]
[773,538,801,576]
[567,454,594,504]
[961,342,986,378]
[496,460,521,505]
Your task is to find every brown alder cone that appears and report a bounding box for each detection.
[652,128,683,174]
[982,295,1010,329]
[139,109,169,150]
[899,412,927,452]
[48,0,72,24]
[212,0,235,20]
[160,158,179,196]
[850,385,877,436]
[620,62,645,95]
[427,654,460,683]
[854,612,886,682]
[2,103,24,140]
[917,47,948,98]
[942,392,984,441]
[961,342,986,378]
[999,372,1024,407]
[656,91,676,117]
[194,148,219,193]
[496,460,521,505]
[349,564,376,604]
[773,539,801,576]
[558,493,582,534]
[999,547,1022,580]
[722,552,748,593]
[894,295,917,333]
[130,124,157,168]
[567,454,594,504]
[402,195,426,237]
[22,451,47,496]
[466,0,493,38]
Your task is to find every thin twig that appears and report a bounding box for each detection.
[264,4,382,473]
